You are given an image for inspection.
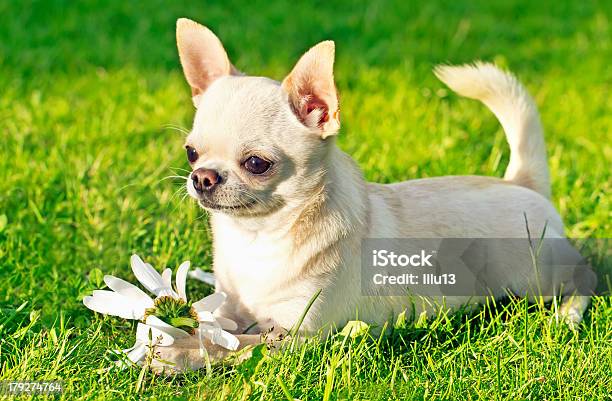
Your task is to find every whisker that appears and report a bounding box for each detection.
[170,186,187,201]
[169,166,192,174]
[194,209,209,222]
[159,175,189,182]
[163,124,190,135]
[235,188,266,206]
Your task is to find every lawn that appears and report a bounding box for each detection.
[0,0,610,399]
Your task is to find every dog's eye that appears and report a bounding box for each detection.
[243,156,272,175]
[186,146,198,163]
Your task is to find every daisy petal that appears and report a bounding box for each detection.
[192,292,226,313]
[196,311,238,331]
[161,268,172,288]
[154,286,180,299]
[136,323,175,346]
[200,325,239,350]
[103,275,154,308]
[196,310,217,324]
[176,261,190,301]
[130,254,165,295]
[116,342,146,368]
[145,315,190,340]
[216,316,239,331]
[126,343,147,362]
[188,268,216,286]
[83,291,146,319]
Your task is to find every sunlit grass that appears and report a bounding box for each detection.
[0,0,610,399]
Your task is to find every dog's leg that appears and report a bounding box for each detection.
[551,240,593,328]
[151,324,290,374]
[152,334,262,373]
[558,295,591,328]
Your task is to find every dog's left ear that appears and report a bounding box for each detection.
[282,41,340,138]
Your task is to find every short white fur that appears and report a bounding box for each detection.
[174,18,590,355]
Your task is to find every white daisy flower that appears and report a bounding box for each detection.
[83,254,239,366]
[188,268,216,286]
[116,315,190,368]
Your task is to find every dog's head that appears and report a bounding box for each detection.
[177,18,340,218]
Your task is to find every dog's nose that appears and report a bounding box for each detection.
[191,168,222,193]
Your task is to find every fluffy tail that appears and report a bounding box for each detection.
[434,62,550,198]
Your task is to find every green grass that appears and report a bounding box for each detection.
[1,0,611,399]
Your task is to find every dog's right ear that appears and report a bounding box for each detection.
[176,18,240,107]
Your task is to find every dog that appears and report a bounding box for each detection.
[157,18,591,371]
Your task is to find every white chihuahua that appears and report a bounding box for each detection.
[160,18,590,370]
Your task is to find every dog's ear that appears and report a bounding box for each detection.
[176,18,240,107]
[282,41,340,138]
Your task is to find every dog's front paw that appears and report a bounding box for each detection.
[556,295,590,331]
[149,336,221,373]
[556,306,583,331]
[150,334,265,374]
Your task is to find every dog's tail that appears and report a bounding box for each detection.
[434,62,550,198]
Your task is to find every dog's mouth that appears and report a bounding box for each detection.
[197,198,257,211]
